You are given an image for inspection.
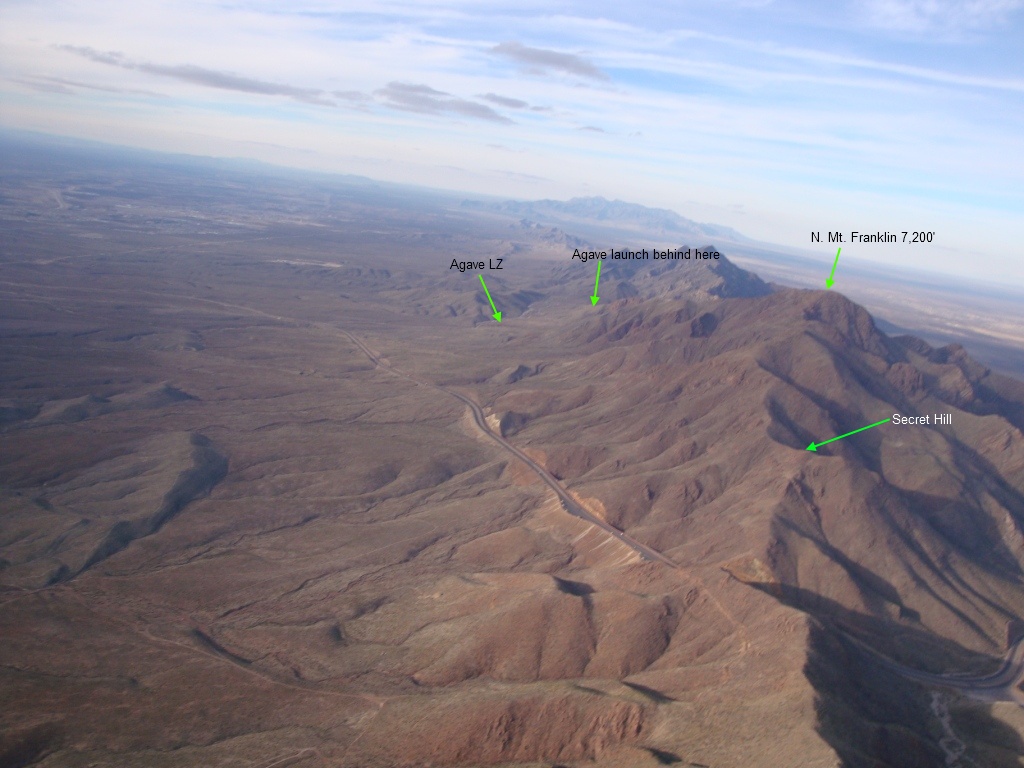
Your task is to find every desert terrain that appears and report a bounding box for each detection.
[3,134,1024,767]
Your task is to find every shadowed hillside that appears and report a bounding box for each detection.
[3,145,1024,766]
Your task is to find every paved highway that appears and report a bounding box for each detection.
[847,632,1024,705]
[342,330,1024,702]
[340,329,677,567]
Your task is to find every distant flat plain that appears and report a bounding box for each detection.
[724,243,1024,378]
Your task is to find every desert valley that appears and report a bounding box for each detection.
[3,135,1024,768]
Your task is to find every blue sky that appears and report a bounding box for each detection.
[2,0,1023,283]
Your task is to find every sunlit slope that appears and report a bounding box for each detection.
[477,283,1024,668]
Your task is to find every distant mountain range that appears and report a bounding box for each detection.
[462,195,748,243]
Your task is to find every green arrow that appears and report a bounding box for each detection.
[825,247,841,289]
[478,274,501,322]
[591,260,602,306]
[807,417,890,451]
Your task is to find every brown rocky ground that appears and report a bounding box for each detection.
[3,141,1024,767]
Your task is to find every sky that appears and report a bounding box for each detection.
[1,0,1023,284]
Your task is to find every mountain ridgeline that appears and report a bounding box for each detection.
[469,249,1024,764]
[5,147,1024,768]
[462,195,748,242]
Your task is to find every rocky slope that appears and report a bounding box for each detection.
[4,153,1024,766]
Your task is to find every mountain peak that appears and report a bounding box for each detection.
[554,247,770,306]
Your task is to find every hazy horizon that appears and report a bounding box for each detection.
[7,26,1024,761]
[2,0,1022,286]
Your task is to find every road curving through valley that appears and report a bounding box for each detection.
[339,329,677,568]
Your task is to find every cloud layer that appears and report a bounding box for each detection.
[58,45,523,122]
[2,0,1023,282]
[863,0,1024,31]
[376,82,513,123]
[61,45,336,105]
[490,42,608,80]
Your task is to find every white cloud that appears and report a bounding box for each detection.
[58,45,337,105]
[862,0,1024,32]
[374,81,514,123]
[0,0,1022,283]
[490,42,608,80]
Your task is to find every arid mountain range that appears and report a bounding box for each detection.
[461,197,747,244]
[3,135,1024,767]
